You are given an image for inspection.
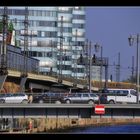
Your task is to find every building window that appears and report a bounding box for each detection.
[73,23,85,29]
[57,65,71,70]
[75,41,85,46]
[14,9,26,15]
[38,21,57,27]
[37,52,42,57]
[73,15,85,20]
[58,17,72,23]
[31,51,37,57]
[45,31,57,37]
[58,27,72,33]
[41,31,45,37]
[74,7,84,10]
[72,31,85,37]
[58,7,70,11]
[7,9,13,15]
[74,7,80,10]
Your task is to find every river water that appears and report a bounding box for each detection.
[53,124,140,134]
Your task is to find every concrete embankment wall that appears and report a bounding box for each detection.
[17,118,140,133]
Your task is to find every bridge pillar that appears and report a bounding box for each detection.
[0,74,7,92]
[20,74,27,93]
[104,65,108,89]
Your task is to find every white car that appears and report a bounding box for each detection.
[0,93,28,104]
[102,89,138,104]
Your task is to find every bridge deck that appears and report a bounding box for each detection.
[0,104,140,118]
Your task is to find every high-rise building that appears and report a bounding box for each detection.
[0,7,86,79]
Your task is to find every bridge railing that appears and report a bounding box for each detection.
[92,81,136,89]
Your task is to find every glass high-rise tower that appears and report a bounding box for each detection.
[0,7,86,79]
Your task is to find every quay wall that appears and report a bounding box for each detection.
[17,118,140,133]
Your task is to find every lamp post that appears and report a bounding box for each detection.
[58,16,63,84]
[89,41,92,93]
[128,34,140,104]
[94,43,103,90]
[85,39,89,88]
[74,29,78,87]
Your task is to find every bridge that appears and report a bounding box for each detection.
[0,44,99,93]
[7,69,136,92]
[0,104,140,119]
[7,69,98,92]
[0,40,133,93]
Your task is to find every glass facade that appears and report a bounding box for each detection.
[0,7,86,79]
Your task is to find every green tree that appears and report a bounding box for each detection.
[8,21,14,32]
[0,21,14,33]
[0,21,3,33]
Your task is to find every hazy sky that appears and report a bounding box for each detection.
[85,7,140,81]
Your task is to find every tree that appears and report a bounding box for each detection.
[8,21,14,33]
[0,21,3,33]
[0,21,14,33]
[7,21,14,45]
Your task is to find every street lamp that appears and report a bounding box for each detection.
[128,34,140,104]
[57,16,64,84]
[94,43,103,90]
[89,41,92,93]
[73,29,78,88]
[57,36,64,83]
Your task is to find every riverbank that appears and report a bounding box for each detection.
[11,118,140,133]
[47,118,140,133]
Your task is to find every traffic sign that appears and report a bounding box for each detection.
[95,105,105,114]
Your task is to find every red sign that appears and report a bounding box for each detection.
[95,105,105,114]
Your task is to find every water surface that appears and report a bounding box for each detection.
[54,124,140,134]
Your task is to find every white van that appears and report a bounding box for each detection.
[103,89,139,104]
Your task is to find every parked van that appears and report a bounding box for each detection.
[101,88,139,104]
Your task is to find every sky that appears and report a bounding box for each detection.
[85,7,140,81]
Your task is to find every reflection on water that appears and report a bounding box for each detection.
[54,124,140,134]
